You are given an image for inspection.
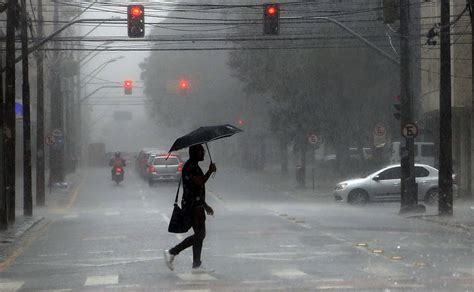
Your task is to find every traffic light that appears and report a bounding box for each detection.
[127,4,145,38]
[393,103,401,120]
[124,80,133,95]
[179,79,189,91]
[263,3,279,35]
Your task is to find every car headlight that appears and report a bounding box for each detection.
[335,183,348,191]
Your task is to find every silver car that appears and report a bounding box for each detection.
[147,155,183,186]
[334,164,442,205]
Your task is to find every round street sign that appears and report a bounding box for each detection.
[45,134,55,146]
[52,128,63,137]
[308,134,319,145]
[402,123,418,138]
[374,123,386,137]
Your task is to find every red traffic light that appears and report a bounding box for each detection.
[124,80,133,88]
[131,6,142,17]
[266,5,277,16]
[179,79,189,90]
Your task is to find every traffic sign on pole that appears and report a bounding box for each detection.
[402,123,418,139]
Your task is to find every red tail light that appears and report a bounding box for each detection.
[148,165,156,173]
[178,162,184,172]
[115,167,122,174]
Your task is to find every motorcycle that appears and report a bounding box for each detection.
[112,166,124,184]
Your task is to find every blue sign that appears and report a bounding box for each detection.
[15,102,23,116]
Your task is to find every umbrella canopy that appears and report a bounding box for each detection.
[168,124,243,154]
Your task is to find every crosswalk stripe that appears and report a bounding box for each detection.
[105,211,120,216]
[272,269,308,278]
[0,281,24,291]
[84,275,119,286]
[63,214,78,219]
[177,273,217,281]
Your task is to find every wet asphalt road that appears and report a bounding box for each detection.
[0,166,472,291]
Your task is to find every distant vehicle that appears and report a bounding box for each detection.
[390,142,435,166]
[147,154,183,186]
[112,166,124,185]
[333,164,455,205]
[88,143,106,167]
[136,148,162,177]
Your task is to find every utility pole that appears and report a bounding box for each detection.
[399,0,424,214]
[439,0,453,215]
[468,0,474,200]
[36,0,45,206]
[49,0,65,185]
[0,57,8,230]
[5,0,18,222]
[21,0,32,216]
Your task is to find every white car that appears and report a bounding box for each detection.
[334,164,444,205]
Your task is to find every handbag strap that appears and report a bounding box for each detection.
[174,177,182,204]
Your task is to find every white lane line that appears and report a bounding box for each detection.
[142,249,162,252]
[176,234,184,240]
[170,290,211,292]
[105,211,120,216]
[84,275,119,286]
[272,269,308,278]
[63,214,78,219]
[0,281,24,291]
[38,253,68,257]
[317,285,354,290]
[38,289,72,292]
[82,236,126,241]
[88,250,114,255]
[177,273,216,281]
[146,210,160,214]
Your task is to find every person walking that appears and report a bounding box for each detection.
[164,144,216,274]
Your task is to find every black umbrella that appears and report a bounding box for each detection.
[168,124,243,162]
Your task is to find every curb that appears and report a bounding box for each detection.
[0,216,44,260]
[407,214,473,232]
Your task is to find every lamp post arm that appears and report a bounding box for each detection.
[289,16,401,66]
[0,18,125,73]
[79,85,121,103]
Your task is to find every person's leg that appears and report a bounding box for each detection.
[192,207,206,268]
[169,234,194,256]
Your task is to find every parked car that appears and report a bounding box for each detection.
[147,154,183,186]
[333,164,456,205]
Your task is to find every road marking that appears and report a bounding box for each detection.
[88,250,114,255]
[38,253,68,257]
[38,289,72,292]
[0,281,24,291]
[82,236,126,241]
[161,214,170,223]
[317,285,354,290]
[170,290,211,292]
[105,211,120,216]
[177,273,216,281]
[66,178,84,209]
[0,221,52,272]
[272,269,307,278]
[176,234,184,240]
[62,214,78,219]
[84,275,119,286]
[146,210,160,214]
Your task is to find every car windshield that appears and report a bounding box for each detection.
[153,157,179,165]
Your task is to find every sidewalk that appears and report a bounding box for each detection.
[0,170,81,260]
[245,166,474,231]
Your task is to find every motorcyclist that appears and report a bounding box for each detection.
[109,151,126,179]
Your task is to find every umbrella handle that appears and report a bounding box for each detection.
[205,143,216,178]
[205,143,213,163]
